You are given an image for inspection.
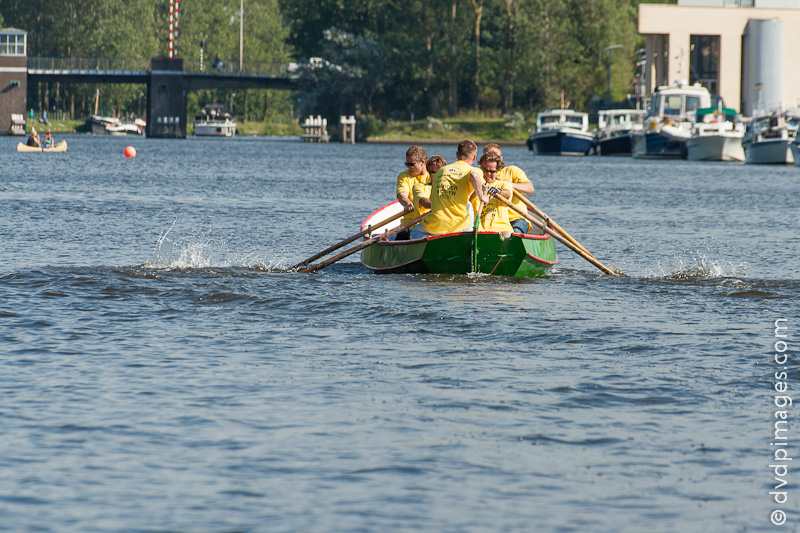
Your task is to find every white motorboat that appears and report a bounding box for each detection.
[685,106,745,162]
[632,83,712,159]
[791,142,800,167]
[194,104,237,137]
[594,109,645,156]
[743,112,798,165]
[526,109,594,156]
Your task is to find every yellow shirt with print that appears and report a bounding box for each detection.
[497,165,531,224]
[396,170,430,223]
[411,180,432,217]
[421,160,481,235]
[472,179,514,232]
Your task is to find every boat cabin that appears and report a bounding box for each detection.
[597,109,646,131]
[647,83,712,122]
[536,109,589,132]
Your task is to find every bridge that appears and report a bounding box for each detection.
[1,50,300,138]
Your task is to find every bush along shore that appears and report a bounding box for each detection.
[23,112,534,143]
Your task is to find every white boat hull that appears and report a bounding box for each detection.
[744,139,794,165]
[686,134,745,162]
[792,143,800,167]
[194,121,237,137]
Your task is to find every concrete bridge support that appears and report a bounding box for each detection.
[147,58,186,138]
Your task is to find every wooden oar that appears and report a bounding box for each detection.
[298,214,426,273]
[512,190,596,260]
[492,193,622,276]
[290,208,410,270]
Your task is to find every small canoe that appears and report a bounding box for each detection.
[17,140,68,153]
[360,202,558,277]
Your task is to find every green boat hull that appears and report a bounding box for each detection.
[361,232,557,277]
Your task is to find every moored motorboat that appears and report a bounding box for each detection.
[632,82,711,159]
[594,109,645,156]
[194,104,237,137]
[743,112,798,165]
[527,109,594,156]
[17,140,68,152]
[360,201,557,277]
[791,142,800,167]
[685,106,745,162]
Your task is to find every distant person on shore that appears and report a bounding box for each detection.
[482,143,534,234]
[473,152,513,233]
[26,128,40,147]
[394,145,429,240]
[410,140,489,239]
[411,155,446,218]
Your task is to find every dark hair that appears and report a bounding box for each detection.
[406,145,427,163]
[456,139,477,159]
[478,152,505,170]
[426,155,446,174]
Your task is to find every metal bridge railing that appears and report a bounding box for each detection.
[27,57,294,76]
[28,57,150,72]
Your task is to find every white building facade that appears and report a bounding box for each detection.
[638,0,800,116]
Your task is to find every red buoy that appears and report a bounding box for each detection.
[124,146,136,158]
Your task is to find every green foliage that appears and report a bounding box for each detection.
[0,0,661,125]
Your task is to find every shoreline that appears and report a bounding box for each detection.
[366,138,527,146]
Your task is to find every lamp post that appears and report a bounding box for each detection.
[603,45,624,104]
[239,0,244,73]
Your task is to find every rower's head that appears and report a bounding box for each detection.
[456,139,478,162]
[426,155,446,176]
[405,145,427,177]
[483,143,502,159]
[479,152,504,184]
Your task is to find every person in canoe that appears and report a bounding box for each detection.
[412,155,446,217]
[473,152,514,234]
[394,145,430,240]
[482,143,535,234]
[43,132,54,148]
[26,128,40,147]
[410,139,489,239]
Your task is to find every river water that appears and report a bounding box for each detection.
[1,134,798,532]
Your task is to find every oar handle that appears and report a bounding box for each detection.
[290,208,409,270]
[492,193,620,276]
[298,214,426,273]
[511,190,596,259]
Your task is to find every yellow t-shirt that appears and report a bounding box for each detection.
[396,170,430,222]
[411,180,432,217]
[422,160,482,234]
[474,179,514,232]
[497,165,531,222]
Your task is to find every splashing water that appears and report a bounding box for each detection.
[141,219,287,271]
[645,255,748,280]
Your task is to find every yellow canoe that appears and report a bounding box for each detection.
[17,140,68,153]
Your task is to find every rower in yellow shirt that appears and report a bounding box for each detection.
[411,155,446,217]
[411,140,489,239]
[482,143,534,234]
[473,152,514,233]
[395,145,430,240]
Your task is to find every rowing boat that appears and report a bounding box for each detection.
[17,140,68,153]
[360,201,558,277]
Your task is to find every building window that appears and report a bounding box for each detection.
[725,0,754,5]
[0,33,27,56]
[690,35,720,96]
